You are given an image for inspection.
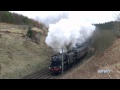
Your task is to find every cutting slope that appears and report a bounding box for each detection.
[0,23,53,79]
[59,38,120,79]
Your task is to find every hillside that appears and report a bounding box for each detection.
[59,38,120,79]
[0,23,54,79]
[0,11,46,29]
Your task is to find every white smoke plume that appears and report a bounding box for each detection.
[45,12,96,52]
[35,12,68,27]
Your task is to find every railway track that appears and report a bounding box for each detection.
[22,62,85,79]
[22,53,92,79]
[22,68,52,79]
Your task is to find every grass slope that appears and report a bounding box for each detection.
[0,23,53,79]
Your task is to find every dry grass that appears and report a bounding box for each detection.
[59,38,120,79]
[32,27,44,35]
[0,23,53,79]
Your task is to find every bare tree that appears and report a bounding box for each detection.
[113,12,120,38]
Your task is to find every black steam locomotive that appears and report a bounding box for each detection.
[49,41,90,76]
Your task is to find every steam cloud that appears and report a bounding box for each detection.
[35,12,68,27]
[45,13,96,52]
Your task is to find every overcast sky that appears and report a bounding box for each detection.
[9,11,119,51]
[10,11,118,24]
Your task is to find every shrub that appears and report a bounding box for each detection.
[0,11,45,28]
[90,29,116,55]
[26,26,33,38]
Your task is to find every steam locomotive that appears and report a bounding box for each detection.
[49,40,90,76]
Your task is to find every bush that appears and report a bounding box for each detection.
[0,11,45,28]
[26,26,33,38]
[90,29,116,55]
